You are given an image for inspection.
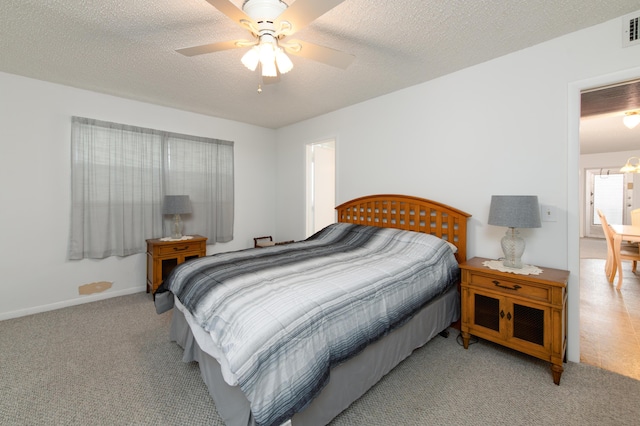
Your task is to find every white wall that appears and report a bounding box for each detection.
[0,72,277,319]
[275,16,640,363]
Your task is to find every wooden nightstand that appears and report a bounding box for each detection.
[460,257,569,385]
[146,235,207,293]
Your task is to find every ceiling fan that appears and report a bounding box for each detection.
[177,0,355,78]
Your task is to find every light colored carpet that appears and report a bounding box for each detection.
[580,237,607,259]
[2,293,640,425]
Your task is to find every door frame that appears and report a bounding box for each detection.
[569,65,640,364]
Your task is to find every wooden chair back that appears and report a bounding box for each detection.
[597,210,616,278]
[632,208,640,227]
[598,209,640,279]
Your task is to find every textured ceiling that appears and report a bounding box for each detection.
[1,0,639,130]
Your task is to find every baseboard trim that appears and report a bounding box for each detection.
[0,286,147,321]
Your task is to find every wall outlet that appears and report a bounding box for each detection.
[541,205,557,222]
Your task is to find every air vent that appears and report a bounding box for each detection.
[622,11,640,47]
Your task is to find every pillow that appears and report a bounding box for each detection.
[444,240,458,253]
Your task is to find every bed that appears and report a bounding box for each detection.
[161,194,471,426]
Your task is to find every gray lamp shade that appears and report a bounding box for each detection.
[488,195,541,229]
[162,195,192,215]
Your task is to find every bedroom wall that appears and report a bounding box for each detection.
[0,72,277,320]
[274,15,640,363]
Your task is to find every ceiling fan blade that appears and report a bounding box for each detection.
[205,0,253,28]
[176,40,252,57]
[285,39,354,69]
[275,0,345,36]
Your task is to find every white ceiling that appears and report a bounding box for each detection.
[580,113,640,155]
[1,0,640,143]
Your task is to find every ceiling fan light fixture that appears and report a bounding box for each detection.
[275,48,293,74]
[623,111,640,129]
[241,46,260,71]
[621,156,640,173]
[258,40,276,65]
[178,0,355,83]
[261,59,278,77]
[242,0,288,21]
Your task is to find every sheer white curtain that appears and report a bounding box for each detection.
[69,117,234,260]
[163,133,234,243]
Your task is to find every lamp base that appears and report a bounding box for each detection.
[171,214,184,239]
[501,227,525,269]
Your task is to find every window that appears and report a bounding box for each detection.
[69,117,234,260]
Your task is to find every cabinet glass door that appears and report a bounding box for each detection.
[512,302,544,346]
[508,299,550,352]
[467,290,504,341]
[468,290,550,353]
[161,258,178,281]
[474,293,500,332]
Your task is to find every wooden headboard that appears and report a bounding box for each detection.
[335,194,472,263]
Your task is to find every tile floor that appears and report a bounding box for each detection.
[580,240,640,381]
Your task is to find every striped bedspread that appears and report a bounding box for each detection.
[166,223,460,426]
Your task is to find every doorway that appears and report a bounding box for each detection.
[577,75,640,377]
[305,139,336,237]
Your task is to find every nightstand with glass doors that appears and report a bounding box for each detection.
[146,235,207,293]
[460,257,569,385]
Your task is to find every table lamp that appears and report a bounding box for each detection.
[163,195,192,239]
[488,195,541,268]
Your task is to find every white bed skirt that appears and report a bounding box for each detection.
[170,286,460,426]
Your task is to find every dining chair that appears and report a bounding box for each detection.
[627,208,640,249]
[597,210,640,283]
[597,210,616,280]
[632,208,640,227]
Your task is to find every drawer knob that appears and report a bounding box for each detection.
[492,280,521,291]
